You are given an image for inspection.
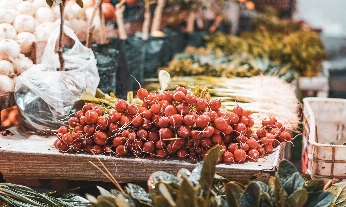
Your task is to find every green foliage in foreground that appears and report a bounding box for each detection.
[89,146,334,207]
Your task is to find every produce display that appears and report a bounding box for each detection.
[159,8,326,80]
[160,46,296,82]
[54,85,292,164]
[145,74,300,131]
[0,1,338,206]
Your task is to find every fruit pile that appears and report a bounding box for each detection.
[54,86,292,163]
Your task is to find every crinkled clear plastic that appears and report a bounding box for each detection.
[15,26,100,131]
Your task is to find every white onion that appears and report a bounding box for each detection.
[0,39,20,59]
[34,21,55,41]
[0,75,15,94]
[15,32,37,54]
[31,0,49,10]
[0,31,5,40]
[63,4,75,21]
[0,60,15,77]
[0,9,15,24]
[13,14,37,33]
[51,5,61,20]
[16,1,35,16]
[0,23,17,39]
[70,3,86,19]
[70,19,87,35]
[0,0,16,9]
[54,19,72,28]
[12,54,33,75]
[7,9,21,19]
[85,8,101,29]
[35,7,55,23]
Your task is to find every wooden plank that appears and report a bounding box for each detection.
[0,133,283,184]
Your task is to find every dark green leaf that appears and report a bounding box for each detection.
[304,191,333,207]
[110,189,136,207]
[327,182,346,207]
[176,177,197,207]
[126,183,152,206]
[259,192,274,207]
[148,171,180,187]
[239,182,261,207]
[199,145,222,194]
[46,0,53,6]
[177,168,191,179]
[288,188,308,207]
[278,188,288,207]
[225,181,245,207]
[282,172,304,196]
[151,195,172,207]
[301,174,312,183]
[189,162,203,186]
[256,181,271,195]
[277,160,299,187]
[90,196,118,207]
[305,179,325,193]
[273,176,281,206]
[212,174,228,195]
[256,181,274,206]
[76,0,83,7]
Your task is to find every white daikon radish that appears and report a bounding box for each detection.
[35,7,55,23]
[13,14,36,33]
[15,32,37,54]
[34,21,55,41]
[0,75,15,94]
[16,1,35,16]
[0,60,15,77]
[12,54,33,75]
[0,9,15,24]
[0,23,17,39]
[0,39,20,59]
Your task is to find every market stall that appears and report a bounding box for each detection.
[0,0,345,206]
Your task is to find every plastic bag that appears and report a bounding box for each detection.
[185,30,209,48]
[125,35,145,90]
[143,36,167,79]
[92,43,119,95]
[15,25,100,131]
[109,38,132,99]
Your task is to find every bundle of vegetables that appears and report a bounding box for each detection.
[205,26,326,77]
[88,146,337,207]
[54,80,293,164]
[160,46,296,82]
[0,182,90,207]
[145,75,300,131]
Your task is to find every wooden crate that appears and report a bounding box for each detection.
[0,132,284,185]
[299,76,329,98]
[302,97,346,179]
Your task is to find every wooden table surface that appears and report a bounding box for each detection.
[0,129,284,185]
